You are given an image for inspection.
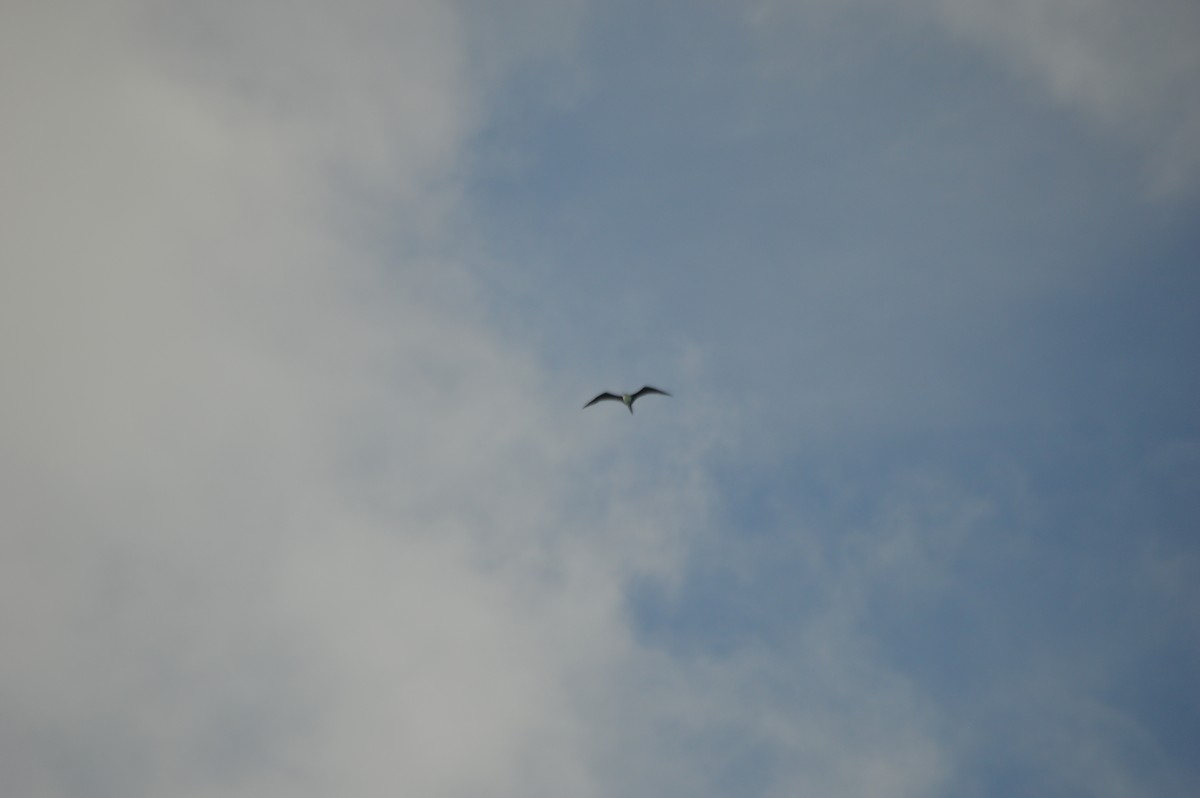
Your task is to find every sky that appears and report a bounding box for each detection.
[2,1,1198,796]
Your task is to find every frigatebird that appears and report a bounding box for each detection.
[583,386,671,414]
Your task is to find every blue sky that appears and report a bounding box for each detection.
[2,1,1198,796]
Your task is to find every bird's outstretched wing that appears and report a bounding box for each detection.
[584,392,623,408]
[633,386,671,400]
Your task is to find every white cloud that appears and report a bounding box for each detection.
[749,0,1200,196]
[924,0,1200,197]
[857,0,1200,200]
[0,2,620,796]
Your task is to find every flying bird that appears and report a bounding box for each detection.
[583,386,671,414]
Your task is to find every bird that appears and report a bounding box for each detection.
[583,386,671,414]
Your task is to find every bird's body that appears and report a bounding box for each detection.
[583,386,671,414]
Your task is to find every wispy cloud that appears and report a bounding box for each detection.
[914,0,1200,196]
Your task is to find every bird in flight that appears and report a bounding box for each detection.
[583,386,671,414]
